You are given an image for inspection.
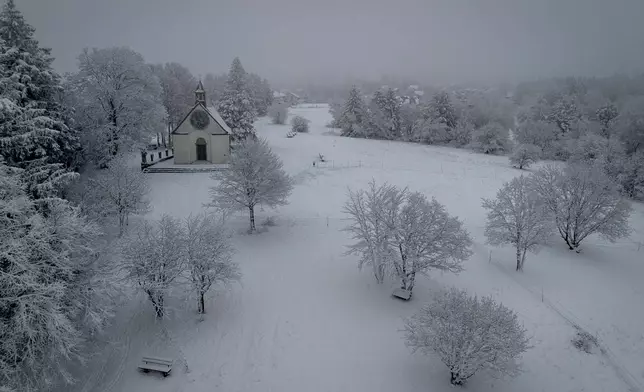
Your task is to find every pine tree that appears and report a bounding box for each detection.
[426,91,458,129]
[370,88,402,139]
[217,57,257,141]
[0,0,79,197]
[339,85,368,137]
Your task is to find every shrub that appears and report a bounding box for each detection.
[291,115,310,133]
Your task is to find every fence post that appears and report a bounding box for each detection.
[541,287,544,302]
[488,250,492,263]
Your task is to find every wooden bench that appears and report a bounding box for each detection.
[392,288,412,301]
[138,356,173,377]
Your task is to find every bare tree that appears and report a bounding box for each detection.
[391,192,472,292]
[530,163,632,251]
[120,215,185,318]
[482,176,553,271]
[208,137,293,233]
[343,181,405,284]
[509,144,542,169]
[184,213,240,314]
[343,182,472,290]
[403,287,531,386]
[87,155,151,236]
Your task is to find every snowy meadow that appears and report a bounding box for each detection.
[68,105,644,392]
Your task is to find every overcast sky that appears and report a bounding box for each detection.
[19,0,644,86]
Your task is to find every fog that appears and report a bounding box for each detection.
[21,0,644,86]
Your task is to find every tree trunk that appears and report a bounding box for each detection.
[516,246,523,271]
[249,205,256,232]
[450,372,464,386]
[405,271,416,293]
[198,291,205,314]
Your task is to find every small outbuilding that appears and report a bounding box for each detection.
[171,82,231,164]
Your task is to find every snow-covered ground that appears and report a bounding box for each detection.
[71,104,644,392]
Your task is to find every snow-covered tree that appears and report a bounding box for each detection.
[483,176,552,271]
[370,88,402,139]
[621,151,644,199]
[121,215,185,318]
[216,57,257,141]
[269,102,289,124]
[426,91,458,129]
[338,85,368,137]
[509,144,541,169]
[291,115,310,133]
[208,137,293,232]
[391,192,472,292]
[530,164,632,251]
[413,119,451,145]
[403,287,531,386]
[468,122,510,155]
[514,120,561,159]
[0,0,80,195]
[0,159,107,392]
[153,62,197,138]
[343,181,405,283]
[203,72,227,105]
[596,102,619,138]
[184,213,240,314]
[344,182,472,290]
[70,47,166,167]
[86,155,150,236]
[247,73,273,116]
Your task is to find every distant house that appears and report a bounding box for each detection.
[285,92,300,106]
[171,81,231,164]
[273,91,287,105]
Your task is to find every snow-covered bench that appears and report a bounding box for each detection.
[138,356,173,377]
[392,288,412,300]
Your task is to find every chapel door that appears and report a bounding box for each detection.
[196,138,207,161]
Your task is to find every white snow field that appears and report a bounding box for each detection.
[72,104,644,392]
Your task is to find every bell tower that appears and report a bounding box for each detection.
[195,80,206,106]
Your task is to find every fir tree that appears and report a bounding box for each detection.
[339,85,368,137]
[0,0,80,197]
[426,91,458,129]
[217,57,257,141]
[370,88,402,139]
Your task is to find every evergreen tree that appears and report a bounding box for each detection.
[339,85,368,137]
[217,57,257,141]
[370,88,401,139]
[0,0,79,197]
[247,73,273,116]
[426,91,458,129]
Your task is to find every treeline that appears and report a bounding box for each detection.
[331,74,644,199]
[330,85,514,154]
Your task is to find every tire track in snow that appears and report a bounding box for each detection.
[490,257,643,392]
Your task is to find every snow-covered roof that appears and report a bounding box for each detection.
[206,106,232,134]
[414,90,425,96]
[273,91,286,98]
[409,85,419,90]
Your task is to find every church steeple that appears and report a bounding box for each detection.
[195,80,206,106]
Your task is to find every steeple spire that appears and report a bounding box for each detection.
[195,80,206,106]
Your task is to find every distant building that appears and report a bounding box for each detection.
[171,82,231,164]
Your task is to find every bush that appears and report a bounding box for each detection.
[509,143,542,169]
[269,103,289,125]
[291,115,310,133]
[403,287,531,386]
[571,327,599,354]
